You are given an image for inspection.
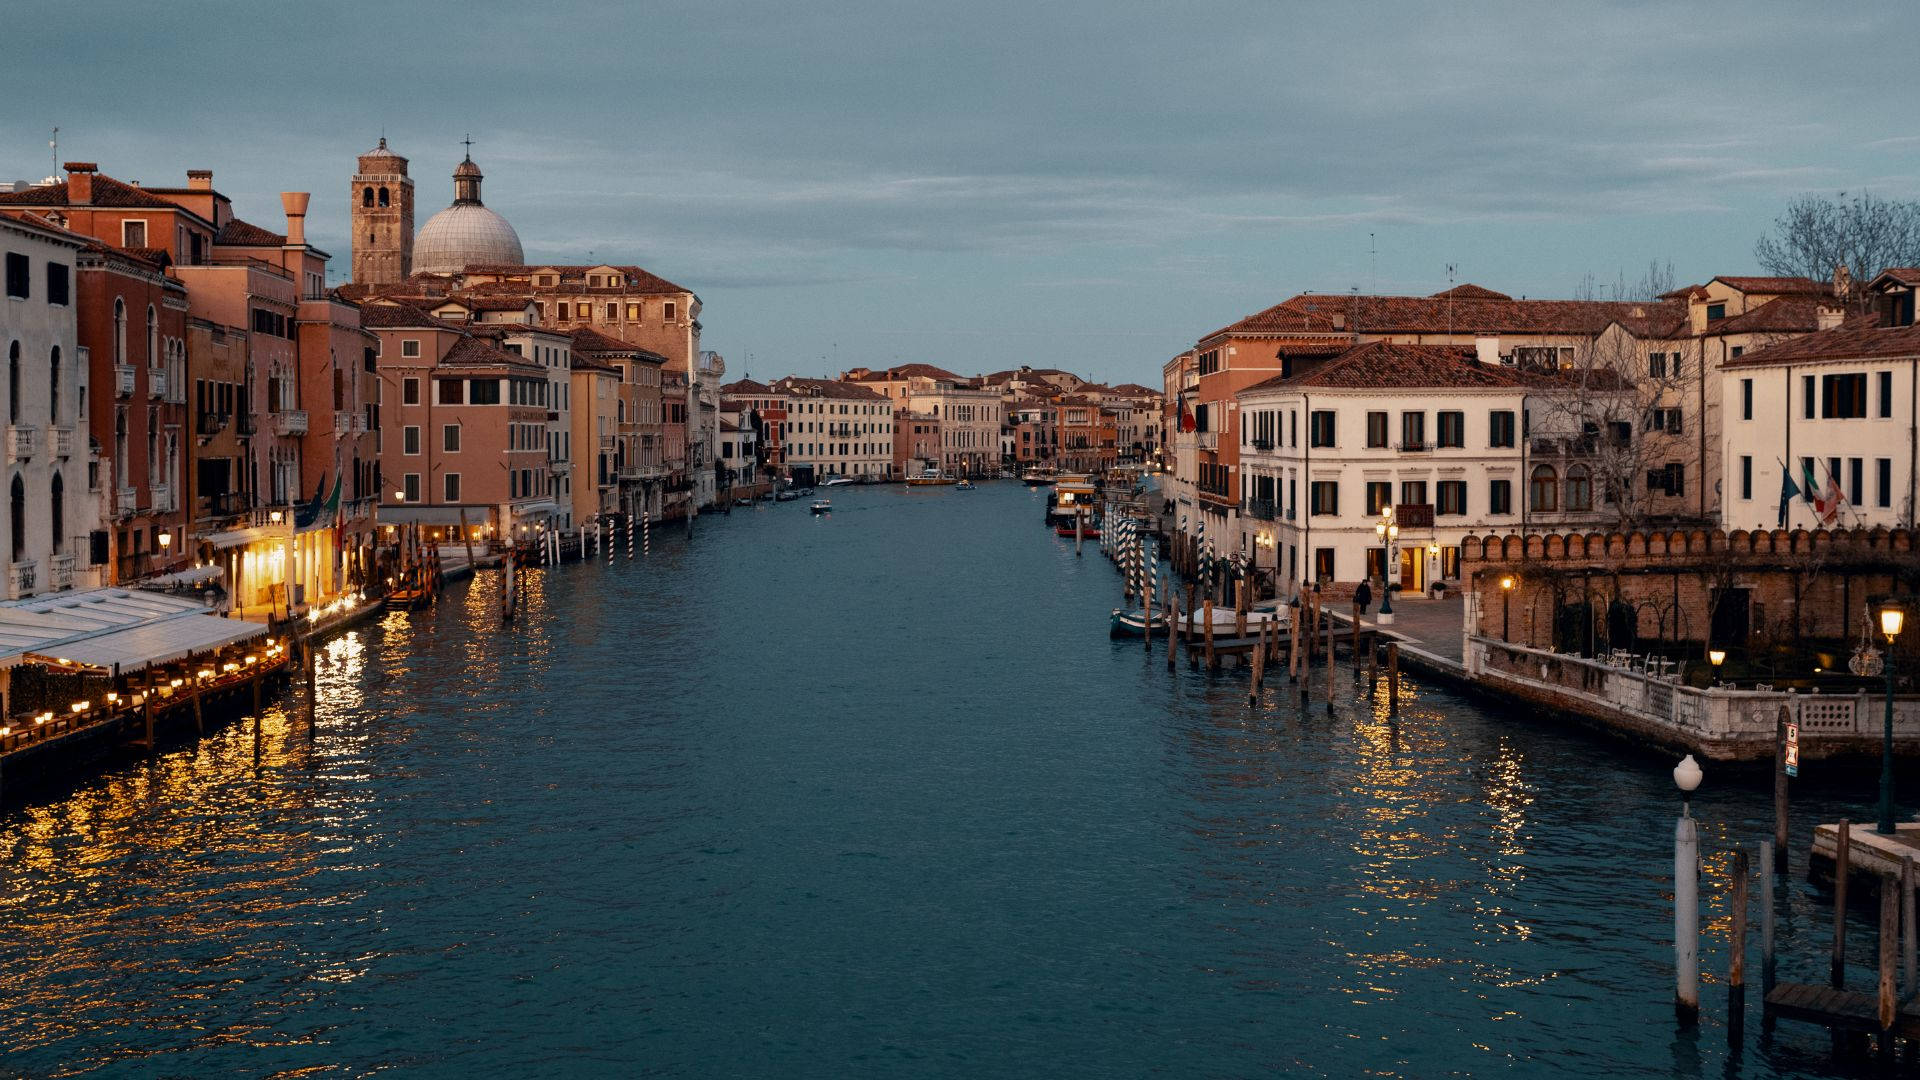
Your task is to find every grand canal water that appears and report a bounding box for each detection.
[0,481,1898,1078]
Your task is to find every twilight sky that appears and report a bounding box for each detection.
[4,1,1915,385]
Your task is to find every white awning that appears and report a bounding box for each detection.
[26,615,265,674]
[141,565,225,589]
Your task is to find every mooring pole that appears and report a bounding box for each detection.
[1730,847,1748,1048]
[1676,804,1700,1025]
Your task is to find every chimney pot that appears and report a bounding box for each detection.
[64,162,96,204]
[187,170,213,191]
[280,192,310,246]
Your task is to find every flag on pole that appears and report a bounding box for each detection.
[1776,460,1799,528]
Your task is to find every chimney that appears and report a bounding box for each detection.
[187,169,213,191]
[64,162,96,204]
[1817,306,1844,331]
[280,192,310,246]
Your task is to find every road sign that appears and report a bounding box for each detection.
[1785,721,1800,777]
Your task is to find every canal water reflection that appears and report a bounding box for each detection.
[0,482,1893,1077]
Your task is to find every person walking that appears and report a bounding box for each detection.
[1353,578,1373,616]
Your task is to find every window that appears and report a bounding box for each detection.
[1706,302,1725,321]
[444,473,461,501]
[1314,548,1335,584]
[1365,481,1391,515]
[122,220,146,247]
[1366,411,1388,448]
[606,303,618,321]
[1400,480,1427,507]
[1741,378,1753,420]
[1436,480,1467,515]
[1529,465,1558,511]
[1489,410,1515,448]
[362,187,374,207]
[1565,465,1592,511]
[402,426,421,454]
[1879,458,1893,508]
[5,341,15,423]
[664,301,676,322]
[1802,374,1815,419]
[44,262,67,305]
[1648,352,1668,378]
[1490,478,1512,514]
[1850,457,1864,505]
[402,473,420,502]
[1648,462,1685,497]
[626,303,641,320]
[402,377,420,405]
[437,379,461,405]
[1822,373,1867,418]
[1437,411,1464,448]
[1740,456,1753,500]
[1309,480,1339,516]
[1400,412,1425,449]
[1880,371,1895,418]
[4,252,27,298]
[378,186,390,208]
[1309,410,1335,448]
[443,424,461,452]
[1645,407,1682,434]
[401,338,421,358]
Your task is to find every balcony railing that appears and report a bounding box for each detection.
[196,412,230,436]
[51,426,72,457]
[148,368,168,399]
[115,364,135,398]
[7,425,33,462]
[48,553,74,592]
[1394,503,1435,529]
[9,559,37,599]
[1245,497,1276,521]
[151,484,175,513]
[236,413,257,436]
[1250,437,1274,451]
[1195,431,1218,451]
[1394,441,1430,453]
[116,486,138,515]
[272,410,309,437]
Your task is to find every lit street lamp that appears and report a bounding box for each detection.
[1500,575,1515,642]
[1375,510,1399,625]
[1709,649,1726,686]
[1877,601,1905,835]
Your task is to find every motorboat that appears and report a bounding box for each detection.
[1021,469,1055,487]
[774,489,799,502]
[1110,599,1290,640]
[810,499,832,515]
[907,469,957,486]
[1055,520,1101,539]
[822,476,855,487]
[956,479,975,490]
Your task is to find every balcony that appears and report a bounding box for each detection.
[151,484,175,513]
[1245,497,1276,521]
[196,412,231,436]
[1196,431,1218,451]
[48,554,74,592]
[51,426,73,457]
[1394,441,1430,453]
[1394,503,1435,529]
[8,559,37,599]
[115,364,135,398]
[272,410,309,437]
[116,486,138,516]
[1250,437,1274,451]
[148,368,168,399]
[236,412,257,436]
[7,425,33,462]
[334,411,366,437]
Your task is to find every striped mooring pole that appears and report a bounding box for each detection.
[643,509,650,557]
[626,514,635,559]
[605,521,613,565]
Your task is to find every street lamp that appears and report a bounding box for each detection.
[1877,601,1905,835]
[1709,649,1726,686]
[1375,512,1399,624]
[1500,575,1516,642]
[1672,753,1704,1022]
[269,509,283,525]
[157,531,172,552]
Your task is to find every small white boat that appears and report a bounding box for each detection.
[810,499,832,514]
[822,476,855,487]
[1110,600,1289,640]
[956,479,975,490]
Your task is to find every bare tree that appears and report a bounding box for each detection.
[1525,328,1691,532]
[1754,191,1920,281]
[1572,261,1675,302]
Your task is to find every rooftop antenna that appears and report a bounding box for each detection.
[49,127,58,178]
[1368,232,1376,295]
[1446,263,1456,339]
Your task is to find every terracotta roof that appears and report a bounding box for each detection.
[1706,296,1833,335]
[215,217,285,247]
[1431,283,1513,301]
[1724,321,1920,367]
[1110,383,1160,396]
[568,326,667,362]
[571,353,617,374]
[1869,268,1920,289]
[1204,291,1684,341]
[1239,341,1530,392]
[463,263,692,295]
[721,378,773,395]
[439,294,537,313]
[1711,276,1833,296]
[846,362,961,383]
[439,335,541,372]
[357,299,454,329]
[771,376,888,401]
[0,173,185,211]
[123,246,172,268]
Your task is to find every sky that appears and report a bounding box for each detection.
[4,1,1917,386]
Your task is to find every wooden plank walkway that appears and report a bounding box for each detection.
[1766,982,1920,1037]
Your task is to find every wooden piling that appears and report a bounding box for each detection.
[1203,599,1216,672]
[1167,593,1177,671]
[251,675,263,764]
[142,670,155,753]
[1762,840,1777,1007]
[1324,604,1335,711]
[1234,579,1247,639]
[1351,605,1362,672]
[192,682,204,736]
[1834,820,1851,991]
[1904,856,1917,1004]
[1880,873,1899,1040]
[1368,638,1380,699]
[1287,602,1301,683]
[304,639,317,734]
[1249,619,1265,705]
[1775,704,1791,873]
[1143,574,1153,650]
[1730,847,1748,1047]
[1387,642,1400,717]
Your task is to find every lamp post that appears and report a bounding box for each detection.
[1673,753,1704,1023]
[1375,510,1398,625]
[1500,575,1515,642]
[1709,649,1726,687]
[1877,602,1905,835]
[1426,541,1439,595]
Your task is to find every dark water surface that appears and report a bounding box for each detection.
[0,483,1892,1077]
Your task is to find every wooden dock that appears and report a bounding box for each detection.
[1764,983,1920,1037]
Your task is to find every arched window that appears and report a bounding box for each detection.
[49,345,59,422]
[1530,465,1559,512]
[1565,465,1592,512]
[9,475,23,563]
[7,340,17,424]
[378,186,390,207]
[49,473,63,554]
[362,186,374,207]
[367,231,376,246]
[112,298,126,365]
[146,305,158,367]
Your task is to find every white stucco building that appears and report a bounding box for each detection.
[1,213,98,597]
[770,376,894,481]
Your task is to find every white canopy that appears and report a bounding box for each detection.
[0,588,267,673]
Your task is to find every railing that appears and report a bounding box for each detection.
[1195,431,1218,451]
[7,425,33,462]
[9,559,37,599]
[342,496,377,522]
[272,410,309,437]
[115,364,135,398]
[1394,504,1434,528]
[1394,441,1430,453]
[48,554,73,592]
[248,504,294,529]
[199,491,248,517]
[334,411,363,436]
[51,426,73,457]
[1245,497,1276,520]
[116,486,137,514]
[197,412,230,436]
[1250,437,1274,451]
[151,484,175,513]
[236,413,256,436]
[148,368,168,399]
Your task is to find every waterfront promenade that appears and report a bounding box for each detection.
[0,481,1902,1079]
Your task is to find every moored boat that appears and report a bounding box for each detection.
[810,499,832,514]
[1109,600,1290,640]
[1021,468,1055,487]
[1055,521,1101,539]
[906,469,957,486]
[822,476,855,487]
[956,479,975,490]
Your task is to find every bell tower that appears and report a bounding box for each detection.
[350,137,414,286]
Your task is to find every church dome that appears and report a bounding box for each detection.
[415,203,523,273]
[413,152,523,274]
